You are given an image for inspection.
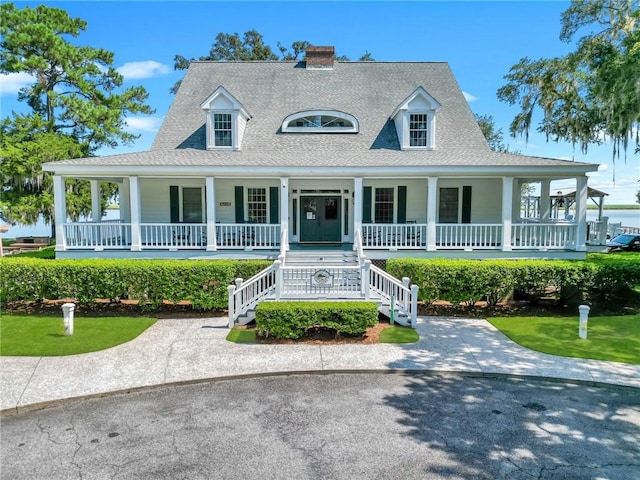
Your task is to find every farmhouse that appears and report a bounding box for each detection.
[42,46,598,262]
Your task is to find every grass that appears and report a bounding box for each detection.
[379,326,420,343]
[488,314,640,364]
[0,315,157,356]
[3,246,56,259]
[226,328,256,343]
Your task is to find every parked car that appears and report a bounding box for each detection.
[606,234,640,253]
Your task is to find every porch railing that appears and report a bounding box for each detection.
[64,222,131,249]
[63,221,583,252]
[436,223,502,249]
[61,222,281,250]
[362,223,425,249]
[216,223,280,249]
[511,223,576,249]
[141,223,206,249]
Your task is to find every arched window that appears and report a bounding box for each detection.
[282,110,358,133]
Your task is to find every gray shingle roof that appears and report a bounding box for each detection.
[44,60,598,172]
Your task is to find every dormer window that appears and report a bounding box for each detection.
[214,113,233,147]
[282,110,358,133]
[409,114,428,147]
[391,87,441,150]
[201,87,251,150]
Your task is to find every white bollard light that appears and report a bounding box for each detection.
[62,303,76,336]
[578,305,590,339]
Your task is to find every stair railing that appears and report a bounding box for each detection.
[228,261,279,327]
[280,226,289,264]
[354,227,365,266]
[365,259,418,328]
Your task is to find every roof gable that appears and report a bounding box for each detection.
[390,86,442,119]
[200,86,250,119]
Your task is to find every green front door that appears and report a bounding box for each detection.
[300,196,341,242]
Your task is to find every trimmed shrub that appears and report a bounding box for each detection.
[386,256,639,308]
[586,254,640,302]
[0,258,271,310]
[255,301,379,339]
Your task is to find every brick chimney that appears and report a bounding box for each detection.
[305,46,335,69]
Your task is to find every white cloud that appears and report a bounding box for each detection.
[0,72,34,95]
[116,60,171,80]
[462,91,479,102]
[597,163,608,171]
[124,116,162,132]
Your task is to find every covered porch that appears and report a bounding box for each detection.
[51,172,591,258]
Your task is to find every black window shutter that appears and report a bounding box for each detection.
[170,186,180,223]
[234,186,245,223]
[269,186,279,224]
[397,186,407,223]
[363,186,372,223]
[462,186,472,224]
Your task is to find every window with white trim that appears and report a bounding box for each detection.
[282,110,359,133]
[375,188,394,223]
[409,113,428,147]
[247,187,267,223]
[213,113,232,147]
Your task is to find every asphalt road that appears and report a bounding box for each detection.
[1,373,639,480]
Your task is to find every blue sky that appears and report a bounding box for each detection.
[2,0,639,205]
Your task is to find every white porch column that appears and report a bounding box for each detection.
[280,177,289,249]
[501,176,514,251]
[540,180,551,221]
[53,175,67,251]
[90,180,102,222]
[427,176,438,251]
[205,177,217,251]
[575,176,588,251]
[118,181,130,222]
[353,177,363,235]
[128,176,142,251]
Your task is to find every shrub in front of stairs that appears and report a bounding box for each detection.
[0,258,271,310]
[255,301,379,339]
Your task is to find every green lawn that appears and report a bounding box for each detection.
[379,325,420,343]
[488,314,640,364]
[0,315,157,356]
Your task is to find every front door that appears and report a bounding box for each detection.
[300,196,341,242]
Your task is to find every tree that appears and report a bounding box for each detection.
[475,113,515,153]
[0,3,153,228]
[497,0,639,162]
[475,114,531,195]
[171,30,374,93]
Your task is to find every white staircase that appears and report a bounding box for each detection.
[228,231,419,329]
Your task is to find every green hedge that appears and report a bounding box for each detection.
[386,256,640,307]
[255,301,379,339]
[0,258,271,310]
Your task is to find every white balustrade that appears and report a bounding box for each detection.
[511,223,576,249]
[64,222,131,249]
[362,224,425,249]
[140,223,206,249]
[436,224,502,249]
[216,223,280,249]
